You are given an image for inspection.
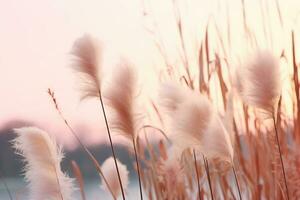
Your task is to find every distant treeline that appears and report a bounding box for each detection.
[0,129,138,179]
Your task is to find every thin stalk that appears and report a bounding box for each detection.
[48,89,116,199]
[203,155,214,200]
[0,171,13,200]
[58,112,116,200]
[193,150,202,200]
[132,138,143,200]
[52,162,64,200]
[272,115,289,200]
[99,93,126,200]
[232,165,242,200]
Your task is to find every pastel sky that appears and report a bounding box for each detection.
[0,0,299,148]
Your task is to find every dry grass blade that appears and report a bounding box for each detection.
[71,161,86,200]
[275,0,283,28]
[292,31,300,142]
[198,43,208,93]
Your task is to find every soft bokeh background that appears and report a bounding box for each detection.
[1,0,300,147]
[0,0,300,199]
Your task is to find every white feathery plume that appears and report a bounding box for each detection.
[222,90,235,146]
[158,82,187,114]
[101,157,129,198]
[104,59,139,142]
[236,50,281,114]
[159,83,212,148]
[170,90,212,149]
[103,60,144,199]
[159,83,234,163]
[71,34,102,100]
[198,113,234,163]
[13,127,74,200]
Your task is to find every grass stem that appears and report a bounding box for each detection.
[232,165,242,200]
[48,89,116,199]
[132,138,143,200]
[203,155,214,200]
[272,115,289,200]
[193,149,202,200]
[99,93,126,200]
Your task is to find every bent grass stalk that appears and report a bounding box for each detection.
[47,89,117,200]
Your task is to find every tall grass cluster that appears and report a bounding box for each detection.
[3,0,300,199]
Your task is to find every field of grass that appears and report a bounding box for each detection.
[1,0,300,199]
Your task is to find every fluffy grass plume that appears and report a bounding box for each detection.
[101,157,129,198]
[103,59,144,199]
[159,83,233,163]
[159,83,212,146]
[236,50,281,113]
[104,60,138,142]
[71,34,102,100]
[158,82,187,114]
[13,127,74,200]
[199,114,234,163]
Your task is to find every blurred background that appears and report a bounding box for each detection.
[0,0,300,199]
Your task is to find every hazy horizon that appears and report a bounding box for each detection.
[1,0,300,147]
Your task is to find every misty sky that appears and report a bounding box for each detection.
[0,0,299,148]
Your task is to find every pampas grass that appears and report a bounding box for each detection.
[7,1,300,199]
[104,60,138,142]
[159,83,212,149]
[101,157,129,198]
[236,51,281,114]
[236,51,289,199]
[159,82,234,199]
[71,34,102,100]
[159,83,233,163]
[13,127,74,200]
[71,35,126,199]
[104,60,144,199]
